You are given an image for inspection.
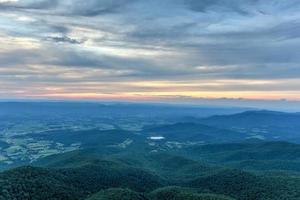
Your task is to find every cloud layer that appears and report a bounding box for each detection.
[0,0,300,105]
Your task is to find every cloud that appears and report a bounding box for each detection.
[0,0,135,16]
[46,36,83,44]
[64,0,135,16]
[184,0,260,14]
[0,0,59,10]
[0,0,300,102]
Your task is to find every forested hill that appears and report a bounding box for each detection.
[2,141,300,200]
[199,110,300,143]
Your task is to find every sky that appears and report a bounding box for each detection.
[0,0,300,108]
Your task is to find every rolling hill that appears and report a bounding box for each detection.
[0,160,163,200]
[199,110,300,142]
[148,186,235,200]
[85,188,145,200]
[2,141,300,199]
[187,169,300,200]
[143,123,245,143]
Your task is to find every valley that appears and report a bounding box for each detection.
[1,102,300,200]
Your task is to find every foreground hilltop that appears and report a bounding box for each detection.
[2,141,300,200]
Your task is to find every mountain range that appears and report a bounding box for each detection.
[1,108,300,199]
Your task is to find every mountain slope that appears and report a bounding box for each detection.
[188,169,300,200]
[180,141,300,172]
[201,110,300,128]
[199,110,300,142]
[34,149,219,183]
[143,123,245,143]
[85,188,145,200]
[148,186,235,200]
[0,161,163,200]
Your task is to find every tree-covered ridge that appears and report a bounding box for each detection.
[148,186,235,200]
[85,188,145,200]
[0,166,84,200]
[0,161,162,200]
[181,141,300,172]
[144,122,245,143]
[70,187,236,200]
[187,169,300,200]
[2,143,300,200]
[199,111,300,143]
